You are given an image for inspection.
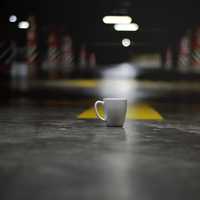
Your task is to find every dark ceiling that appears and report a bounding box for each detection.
[1,0,200,64]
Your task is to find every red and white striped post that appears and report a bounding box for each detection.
[26,16,38,78]
[164,47,173,70]
[177,31,191,73]
[79,45,87,71]
[88,52,96,69]
[191,27,200,72]
[47,32,60,79]
[60,35,74,77]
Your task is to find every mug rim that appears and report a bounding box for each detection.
[103,97,127,101]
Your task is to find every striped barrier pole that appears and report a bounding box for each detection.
[61,35,74,77]
[26,16,38,79]
[177,31,191,73]
[79,45,87,71]
[47,32,60,79]
[88,52,96,69]
[191,27,200,72]
[164,47,173,70]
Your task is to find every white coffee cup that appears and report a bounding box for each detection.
[94,98,127,127]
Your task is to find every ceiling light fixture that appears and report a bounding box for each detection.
[18,21,30,29]
[103,16,132,24]
[122,38,131,47]
[114,23,139,31]
[9,15,17,23]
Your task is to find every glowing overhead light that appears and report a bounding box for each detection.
[9,15,17,23]
[18,21,30,29]
[114,23,139,31]
[122,38,131,47]
[103,16,132,24]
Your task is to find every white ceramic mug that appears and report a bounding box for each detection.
[94,98,127,127]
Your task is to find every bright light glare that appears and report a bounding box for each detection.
[122,38,131,47]
[9,15,17,23]
[114,23,139,31]
[18,21,30,29]
[102,63,137,79]
[99,63,138,99]
[103,16,132,24]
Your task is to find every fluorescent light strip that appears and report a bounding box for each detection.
[103,16,132,24]
[18,21,30,29]
[114,23,139,31]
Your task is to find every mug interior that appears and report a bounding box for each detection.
[103,98,127,101]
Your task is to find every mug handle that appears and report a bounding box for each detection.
[94,101,105,121]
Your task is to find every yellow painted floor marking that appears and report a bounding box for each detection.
[127,104,163,120]
[35,79,200,92]
[78,104,163,120]
[40,79,98,89]
[63,80,98,88]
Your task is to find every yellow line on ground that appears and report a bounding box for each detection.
[35,79,200,92]
[63,80,97,88]
[78,104,163,121]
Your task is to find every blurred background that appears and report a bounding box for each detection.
[0,0,200,104]
[0,0,200,81]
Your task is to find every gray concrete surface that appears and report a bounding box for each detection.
[0,97,200,200]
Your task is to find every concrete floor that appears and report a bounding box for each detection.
[1,79,200,200]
